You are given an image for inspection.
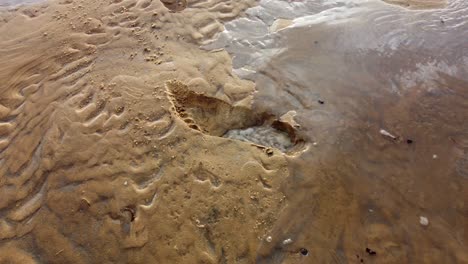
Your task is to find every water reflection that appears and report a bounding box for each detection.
[209,0,468,262]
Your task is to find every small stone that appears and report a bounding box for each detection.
[266,236,272,243]
[432,154,438,159]
[380,129,397,140]
[266,148,274,156]
[313,142,318,146]
[124,181,128,186]
[282,238,293,245]
[366,247,377,256]
[419,216,429,226]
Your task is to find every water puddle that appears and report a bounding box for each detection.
[166,80,303,153]
[224,126,293,152]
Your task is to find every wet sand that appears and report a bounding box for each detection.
[253,28,468,263]
[212,0,467,262]
[1,0,467,263]
[0,0,289,263]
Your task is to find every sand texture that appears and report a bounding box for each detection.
[1,0,467,263]
[0,0,293,263]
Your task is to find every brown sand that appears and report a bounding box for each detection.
[381,0,447,9]
[0,0,293,263]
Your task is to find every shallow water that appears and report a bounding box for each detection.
[208,0,468,262]
[224,126,293,152]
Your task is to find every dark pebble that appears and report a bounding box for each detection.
[366,247,377,256]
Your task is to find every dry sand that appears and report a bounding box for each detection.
[0,0,293,263]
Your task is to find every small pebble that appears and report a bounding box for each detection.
[366,247,377,256]
[266,148,274,156]
[266,236,272,243]
[124,181,128,186]
[380,129,397,140]
[282,238,293,245]
[419,216,429,226]
[432,154,438,159]
[313,142,318,146]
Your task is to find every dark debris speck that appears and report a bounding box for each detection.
[366,247,377,256]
